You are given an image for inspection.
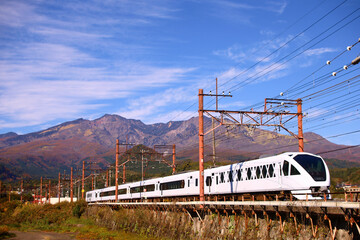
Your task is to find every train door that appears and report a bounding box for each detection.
[95,191,100,202]
[205,175,212,193]
[281,160,291,190]
[214,172,219,194]
[158,181,163,196]
[278,162,283,186]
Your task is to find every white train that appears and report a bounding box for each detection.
[86,152,330,202]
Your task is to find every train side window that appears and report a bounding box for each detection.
[247,168,251,180]
[188,180,190,187]
[216,176,218,184]
[160,181,184,191]
[256,166,261,179]
[262,165,267,178]
[283,161,289,176]
[290,165,300,175]
[265,165,269,178]
[145,184,155,192]
[195,178,198,187]
[206,176,212,186]
[269,164,274,177]
[237,169,242,181]
[228,170,233,182]
[220,172,225,183]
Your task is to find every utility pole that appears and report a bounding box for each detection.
[8,185,11,202]
[140,149,149,182]
[124,135,128,184]
[62,170,66,198]
[58,172,61,203]
[77,178,80,201]
[70,167,73,203]
[118,136,134,184]
[48,180,51,204]
[297,99,304,152]
[115,139,119,202]
[141,149,145,182]
[172,144,176,174]
[20,180,23,202]
[211,117,216,166]
[82,161,85,199]
[109,169,112,187]
[198,89,205,202]
[106,169,109,187]
[123,164,126,184]
[40,177,43,204]
[91,173,94,191]
[44,183,48,203]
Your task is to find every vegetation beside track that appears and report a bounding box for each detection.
[0,199,356,239]
[0,200,158,240]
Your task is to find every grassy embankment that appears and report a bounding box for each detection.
[0,200,157,240]
[0,198,352,239]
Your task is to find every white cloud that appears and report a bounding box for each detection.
[214,34,294,64]
[304,48,337,56]
[0,1,44,27]
[216,0,287,14]
[305,108,328,119]
[216,61,288,91]
[118,87,197,123]
[218,67,245,80]
[213,46,247,63]
[30,27,111,40]
[249,62,288,82]
[0,40,195,129]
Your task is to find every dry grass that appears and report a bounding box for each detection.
[0,201,353,240]
[85,206,355,240]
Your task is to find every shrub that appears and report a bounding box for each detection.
[72,201,87,218]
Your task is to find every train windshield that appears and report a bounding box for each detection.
[293,154,326,181]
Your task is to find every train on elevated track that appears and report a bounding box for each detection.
[86,152,330,202]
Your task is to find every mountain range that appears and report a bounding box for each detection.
[1,114,359,180]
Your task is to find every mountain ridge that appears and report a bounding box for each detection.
[0,114,359,180]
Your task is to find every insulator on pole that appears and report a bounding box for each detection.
[343,65,348,70]
[326,60,331,65]
[347,46,352,51]
[332,72,337,76]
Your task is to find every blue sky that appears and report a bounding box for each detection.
[0,0,360,146]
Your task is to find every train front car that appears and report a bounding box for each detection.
[283,152,330,200]
[203,152,330,200]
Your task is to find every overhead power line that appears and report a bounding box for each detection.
[316,144,360,155]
